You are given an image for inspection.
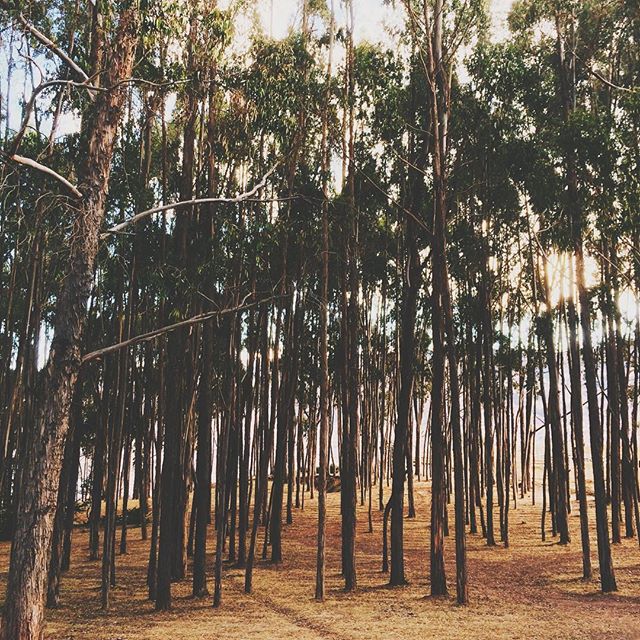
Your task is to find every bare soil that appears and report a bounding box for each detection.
[2,481,639,640]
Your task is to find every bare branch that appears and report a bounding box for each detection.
[81,294,283,363]
[9,79,97,156]
[100,163,280,239]
[577,54,637,94]
[4,7,90,82]
[8,153,82,197]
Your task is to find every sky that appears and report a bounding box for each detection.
[3,0,516,138]
[251,0,515,43]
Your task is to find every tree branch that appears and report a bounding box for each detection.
[81,294,283,363]
[9,79,95,156]
[4,7,90,82]
[578,54,637,93]
[7,153,82,197]
[100,163,280,239]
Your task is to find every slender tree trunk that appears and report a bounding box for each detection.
[576,247,617,591]
[554,12,616,591]
[390,214,420,586]
[566,256,592,578]
[315,4,334,600]
[540,257,570,544]
[193,319,213,597]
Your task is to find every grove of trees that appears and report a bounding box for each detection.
[0,0,639,638]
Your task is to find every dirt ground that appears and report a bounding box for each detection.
[2,481,639,640]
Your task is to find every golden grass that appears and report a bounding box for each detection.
[2,481,640,640]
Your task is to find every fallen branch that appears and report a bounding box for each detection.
[81,294,283,363]
[100,163,280,239]
[8,153,82,197]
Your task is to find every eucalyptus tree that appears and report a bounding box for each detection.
[384,40,429,589]
[0,1,139,636]
[450,41,531,551]
[4,0,640,634]
[508,0,627,591]
[402,0,486,604]
[327,32,408,584]
[315,0,335,603]
[239,16,328,592]
[465,32,573,547]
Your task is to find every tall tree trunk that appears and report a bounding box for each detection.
[566,256,592,578]
[539,257,570,544]
[46,386,81,608]
[0,12,138,638]
[390,215,420,586]
[554,11,616,592]
[193,319,213,597]
[315,2,334,601]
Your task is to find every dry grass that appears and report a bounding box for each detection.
[2,481,639,640]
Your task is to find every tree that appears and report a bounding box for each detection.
[0,6,139,637]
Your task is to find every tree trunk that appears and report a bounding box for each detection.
[390,215,420,586]
[566,256,592,578]
[0,12,138,638]
[193,319,213,597]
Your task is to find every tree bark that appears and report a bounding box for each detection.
[0,11,138,638]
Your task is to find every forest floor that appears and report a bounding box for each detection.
[2,480,640,640]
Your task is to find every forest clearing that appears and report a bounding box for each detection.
[1,0,640,638]
[5,480,640,640]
